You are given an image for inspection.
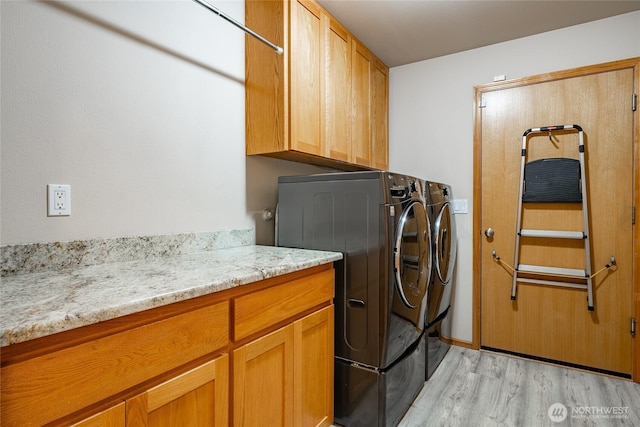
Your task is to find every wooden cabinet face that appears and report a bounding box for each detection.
[352,40,372,167]
[126,355,229,427]
[325,18,352,162]
[291,0,323,156]
[294,306,334,427]
[233,326,294,426]
[71,403,125,427]
[245,0,388,171]
[371,60,389,170]
[1,302,228,427]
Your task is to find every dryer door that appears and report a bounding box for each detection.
[394,200,432,308]
[434,201,457,284]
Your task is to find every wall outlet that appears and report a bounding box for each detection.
[48,184,71,216]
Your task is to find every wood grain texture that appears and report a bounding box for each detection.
[371,57,389,171]
[476,59,637,375]
[245,0,287,155]
[473,59,640,372]
[70,403,125,427]
[397,346,640,427]
[1,302,229,426]
[233,267,334,341]
[294,305,334,427]
[290,0,323,155]
[351,39,372,167]
[126,354,229,427]
[244,0,388,171]
[632,59,640,384]
[233,325,294,427]
[325,15,352,162]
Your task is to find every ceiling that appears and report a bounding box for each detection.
[316,0,640,67]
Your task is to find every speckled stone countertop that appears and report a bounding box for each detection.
[0,245,342,347]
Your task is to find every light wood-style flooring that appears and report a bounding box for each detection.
[399,346,640,426]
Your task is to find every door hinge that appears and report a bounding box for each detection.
[633,93,637,112]
[633,206,636,225]
[632,318,636,337]
[479,97,487,108]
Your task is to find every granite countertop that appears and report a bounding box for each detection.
[0,245,342,347]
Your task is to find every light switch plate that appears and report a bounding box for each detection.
[452,199,468,214]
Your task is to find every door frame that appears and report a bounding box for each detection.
[471,57,640,382]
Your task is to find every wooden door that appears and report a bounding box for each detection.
[126,355,229,426]
[352,39,372,167]
[371,57,389,171]
[290,0,323,156]
[325,16,351,163]
[294,306,334,427]
[233,326,294,426]
[478,62,636,375]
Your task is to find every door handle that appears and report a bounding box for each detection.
[484,228,494,238]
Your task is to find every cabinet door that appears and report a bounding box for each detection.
[125,355,229,427]
[351,40,372,167]
[234,325,294,426]
[325,17,351,162]
[71,403,125,427]
[294,306,334,427]
[290,0,323,156]
[371,58,389,170]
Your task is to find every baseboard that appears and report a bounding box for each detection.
[481,346,632,380]
[440,335,474,350]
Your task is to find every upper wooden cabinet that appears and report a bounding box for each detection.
[325,16,352,164]
[245,0,389,171]
[371,57,389,170]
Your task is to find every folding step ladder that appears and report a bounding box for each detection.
[511,124,594,310]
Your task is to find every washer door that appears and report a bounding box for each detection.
[434,201,457,284]
[394,200,432,308]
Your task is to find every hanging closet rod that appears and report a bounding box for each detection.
[192,0,284,55]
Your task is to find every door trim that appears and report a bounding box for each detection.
[472,57,640,382]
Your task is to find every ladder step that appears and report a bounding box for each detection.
[519,229,584,239]
[517,264,587,278]
[516,277,588,289]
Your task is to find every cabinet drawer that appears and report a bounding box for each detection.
[1,301,229,427]
[233,266,334,341]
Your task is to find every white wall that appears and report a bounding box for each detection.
[389,11,640,344]
[0,0,325,246]
[4,2,639,341]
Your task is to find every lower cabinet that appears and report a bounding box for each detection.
[69,355,229,427]
[234,324,294,426]
[126,354,229,426]
[233,305,334,427]
[295,305,334,427]
[0,264,334,427]
[70,403,125,427]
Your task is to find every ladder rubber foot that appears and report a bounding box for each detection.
[511,296,516,301]
[588,306,594,311]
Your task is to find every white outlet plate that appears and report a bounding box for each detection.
[48,184,71,216]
